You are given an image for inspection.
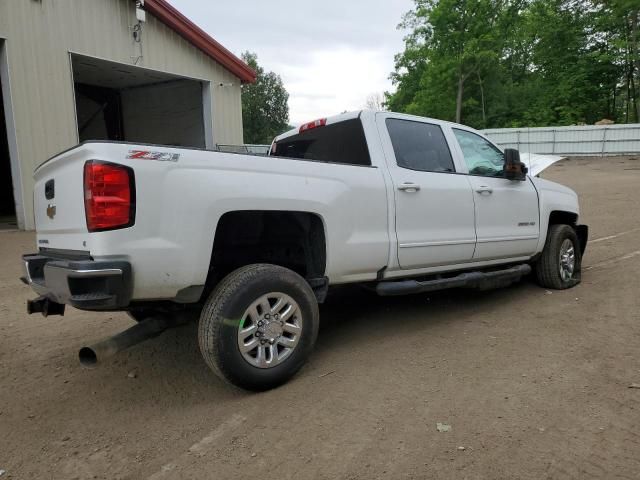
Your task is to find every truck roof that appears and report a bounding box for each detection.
[274,111,364,143]
[274,110,461,144]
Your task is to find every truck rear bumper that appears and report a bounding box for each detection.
[22,253,132,311]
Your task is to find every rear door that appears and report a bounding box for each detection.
[450,128,539,260]
[379,115,477,269]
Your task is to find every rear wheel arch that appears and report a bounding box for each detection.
[203,210,327,299]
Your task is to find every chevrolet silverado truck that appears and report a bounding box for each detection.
[22,110,588,390]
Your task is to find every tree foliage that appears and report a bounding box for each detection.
[386,0,640,128]
[241,52,290,144]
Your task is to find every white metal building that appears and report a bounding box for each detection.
[0,0,255,230]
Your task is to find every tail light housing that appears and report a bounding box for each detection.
[84,161,136,232]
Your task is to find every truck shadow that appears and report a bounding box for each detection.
[320,280,535,329]
[70,279,539,405]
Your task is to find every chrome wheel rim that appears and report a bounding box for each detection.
[559,239,575,282]
[237,292,303,369]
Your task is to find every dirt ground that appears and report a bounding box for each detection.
[1,156,640,480]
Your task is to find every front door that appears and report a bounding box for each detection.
[381,116,477,269]
[451,128,539,260]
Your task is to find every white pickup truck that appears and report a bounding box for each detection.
[23,110,588,390]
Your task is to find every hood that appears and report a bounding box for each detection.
[520,153,565,177]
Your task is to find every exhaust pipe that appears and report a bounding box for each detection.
[79,316,174,367]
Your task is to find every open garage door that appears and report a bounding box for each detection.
[71,54,209,148]
[0,43,17,231]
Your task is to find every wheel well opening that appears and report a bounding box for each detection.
[549,210,578,227]
[204,211,327,296]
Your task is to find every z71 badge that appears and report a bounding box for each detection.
[127,150,180,162]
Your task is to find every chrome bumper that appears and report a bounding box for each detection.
[23,253,132,311]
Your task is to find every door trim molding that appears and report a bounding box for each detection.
[399,239,476,248]
[477,235,538,244]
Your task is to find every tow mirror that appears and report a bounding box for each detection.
[504,148,528,181]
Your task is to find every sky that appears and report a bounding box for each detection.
[168,0,414,125]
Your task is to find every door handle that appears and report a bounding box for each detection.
[475,186,493,194]
[398,182,421,192]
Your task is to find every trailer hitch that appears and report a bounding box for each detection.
[27,296,66,317]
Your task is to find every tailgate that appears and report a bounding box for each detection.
[34,145,92,250]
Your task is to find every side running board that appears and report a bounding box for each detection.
[376,264,532,297]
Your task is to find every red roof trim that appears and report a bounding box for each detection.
[143,0,256,83]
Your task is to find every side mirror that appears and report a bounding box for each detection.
[504,148,528,181]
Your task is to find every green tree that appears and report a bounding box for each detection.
[605,0,640,122]
[387,0,638,128]
[241,52,290,144]
[387,0,511,125]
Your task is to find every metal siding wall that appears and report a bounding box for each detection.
[483,124,640,157]
[0,0,243,229]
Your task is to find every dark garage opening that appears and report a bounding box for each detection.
[71,54,207,148]
[0,68,17,230]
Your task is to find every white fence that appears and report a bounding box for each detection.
[483,124,640,156]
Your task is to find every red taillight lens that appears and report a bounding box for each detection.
[84,161,135,232]
[299,118,327,133]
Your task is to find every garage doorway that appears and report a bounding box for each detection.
[71,54,211,148]
[0,43,17,230]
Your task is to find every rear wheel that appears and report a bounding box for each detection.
[198,264,319,391]
[535,224,582,289]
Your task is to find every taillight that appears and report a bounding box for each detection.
[84,161,135,232]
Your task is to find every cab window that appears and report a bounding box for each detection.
[386,119,455,173]
[453,129,504,177]
[272,119,371,166]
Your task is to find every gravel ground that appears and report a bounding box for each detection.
[1,156,639,479]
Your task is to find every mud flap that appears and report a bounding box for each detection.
[576,225,589,255]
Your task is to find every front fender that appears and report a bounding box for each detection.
[532,177,581,254]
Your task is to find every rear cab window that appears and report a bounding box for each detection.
[385,118,455,173]
[271,118,371,166]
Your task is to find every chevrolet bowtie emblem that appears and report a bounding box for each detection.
[46,204,56,219]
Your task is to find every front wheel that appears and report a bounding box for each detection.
[198,264,319,391]
[535,224,582,290]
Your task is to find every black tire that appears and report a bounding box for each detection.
[198,264,319,391]
[535,224,582,290]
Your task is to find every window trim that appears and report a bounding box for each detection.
[385,118,457,174]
